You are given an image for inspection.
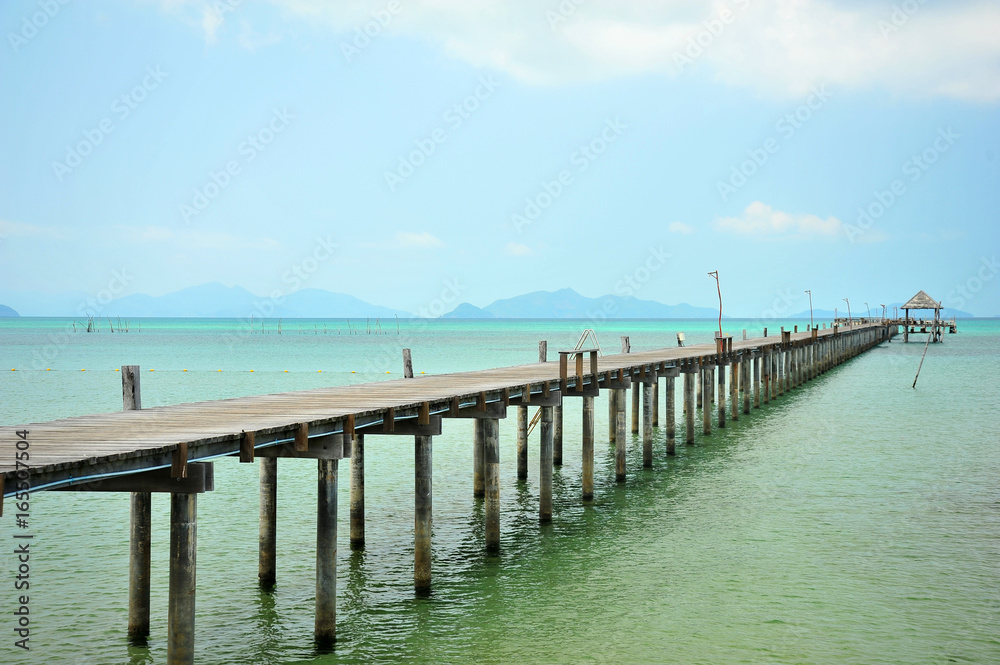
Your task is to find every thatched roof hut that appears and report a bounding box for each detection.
[902,290,940,310]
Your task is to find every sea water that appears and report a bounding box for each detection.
[0,318,997,664]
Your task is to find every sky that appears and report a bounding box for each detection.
[1,0,998,317]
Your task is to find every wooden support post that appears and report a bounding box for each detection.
[742,358,751,414]
[684,369,695,444]
[516,405,528,480]
[652,379,659,427]
[753,355,761,408]
[730,361,739,421]
[473,419,485,498]
[128,491,151,641]
[350,434,364,549]
[702,366,712,436]
[608,388,616,442]
[696,366,702,408]
[483,418,500,552]
[315,458,338,646]
[665,374,676,454]
[582,395,594,501]
[414,435,433,591]
[259,457,278,588]
[631,383,640,434]
[123,365,151,642]
[540,406,554,521]
[642,381,653,468]
[777,350,785,396]
[402,348,413,378]
[717,362,726,428]
[615,388,627,481]
[554,404,563,466]
[167,492,197,665]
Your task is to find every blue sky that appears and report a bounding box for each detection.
[1,0,998,316]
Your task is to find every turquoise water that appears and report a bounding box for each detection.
[1,318,998,664]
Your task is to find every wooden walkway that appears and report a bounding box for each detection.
[2,323,879,490]
[1,321,893,664]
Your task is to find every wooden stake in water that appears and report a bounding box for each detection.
[912,332,933,388]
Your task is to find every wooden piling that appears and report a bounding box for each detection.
[642,381,653,467]
[540,406,554,521]
[742,357,751,414]
[684,369,695,445]
[665,373,676,454]
[483,418,500,552]
[473,419,485,498]
[753,354,761,408]
[167,492,197,665]
[631,383,640,434]
[717,362,726,428]
[414,435,433,591]
[516,405,528,480]
[259,457,278,587]
[128,491,151,641]
[702,365,712,435]
[615,389,627,482]
[582,396,594,501]
[349,434,364,549]
[123,365,151,641]
[315,458,338,646]
[652,379,659,427]
[730,360,739,421]
[608,390,616,442]
[554,404,563,467]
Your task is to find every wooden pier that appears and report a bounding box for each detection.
[1,322,894,664]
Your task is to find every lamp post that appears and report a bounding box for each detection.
[880,303,886,322]
[805,289,813,329]
[843,298,852,326]
[865,301,871,320]
[708,270,722,339]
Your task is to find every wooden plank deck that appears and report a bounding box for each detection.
[0,324,871,491]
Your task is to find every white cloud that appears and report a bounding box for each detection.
[259,0,1000,102]
[200,5,224,44]
[0,220,68,240]
[238,20,283,51]
[505,242,532,256]
[395,231,444,248]
[715,201,842,237]
[113,225,283,251]
[668,222,694,234]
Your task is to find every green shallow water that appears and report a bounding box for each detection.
[1,318,998,664]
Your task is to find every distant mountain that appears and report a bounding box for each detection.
[447,288,719,319]
[0,304,18,317]
[105,283,412,318]
[442,303,495,318]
